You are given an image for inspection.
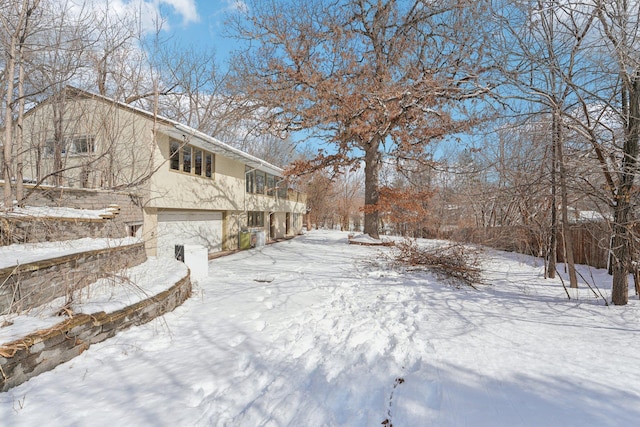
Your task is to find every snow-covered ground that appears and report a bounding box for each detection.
[1,230,639,426]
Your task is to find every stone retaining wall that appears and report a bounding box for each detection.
[0,216,126,246]
[12,185,145,239]
[0,243,146,314]
[0,272,191,392]
[21,185,143,224]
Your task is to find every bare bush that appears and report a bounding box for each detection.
[392,240,483,289]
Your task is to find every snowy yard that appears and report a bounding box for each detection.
[1,230,639,426]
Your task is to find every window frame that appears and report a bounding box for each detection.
[168,139,215,179]
[247,211,264,228]
[205,153,213,178]
[266,174,275,197]
[183,145,192,173]
[194,149,203,175]
[169,140,180,171]
[255,171,266,194]
[44,135,95,157]
[246,167,255,193]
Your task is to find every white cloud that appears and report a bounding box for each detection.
[161,0,200,25]
[224,0,248,13]
[71,0,200,32]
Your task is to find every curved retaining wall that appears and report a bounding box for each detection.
[0,271,191,392]
[0,243,146,315]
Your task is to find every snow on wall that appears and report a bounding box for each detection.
[0,271,191,392]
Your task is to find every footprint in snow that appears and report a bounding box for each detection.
[228,334,247,347]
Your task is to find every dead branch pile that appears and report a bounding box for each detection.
[392,240,483,289]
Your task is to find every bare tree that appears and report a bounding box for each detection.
[228,0,493,238]
[1,0,41,208]
[491,0,599,287]
[591,0,640,305]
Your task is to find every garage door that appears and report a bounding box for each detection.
[157,210,223,259]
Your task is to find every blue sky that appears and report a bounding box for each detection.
[152,0,242,63]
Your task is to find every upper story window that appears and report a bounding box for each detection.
[45,135,95,157]
[246,168,279,198]
[246,166,255,193]
[169,139,214,179]
[72,136,95,154]
[277,182,288,199]
[183,146,192,173]
[170,140,180,170]
[267,174,275,196]
[205,153,213,178]
[255,171,266,194]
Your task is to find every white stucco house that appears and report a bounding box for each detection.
[15,87,307,258]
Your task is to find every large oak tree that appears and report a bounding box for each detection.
[228,0,493,238]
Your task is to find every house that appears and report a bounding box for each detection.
[14,87,307,257]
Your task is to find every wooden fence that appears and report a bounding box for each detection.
[454,223,611,270]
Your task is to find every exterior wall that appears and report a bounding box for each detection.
[271,212,286,238]
[22,95,156,191]
[223,211,242,251]
[143,207,159,256]
[148,135,246,212]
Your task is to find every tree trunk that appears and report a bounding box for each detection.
[611,77,640,305]
[611,217,630,305]
[363,138,381,239]
[52,99,65,187]
[555,110,578,288]
[16,57,25,204]
[548,116,557,279]
[3,37,17,208]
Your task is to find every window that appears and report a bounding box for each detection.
[246,167,255,193]
[267,174,275,196]
[246,168,278,196]
[44,135,94,157]
[195,149,203,175]
[205,153,213,178]
[248,211,264,227]
[72,136,95,154]
[183,146,192,173]
[169,140,180,170]
[168,139,214,178]
[277,182,288,200]
[255,171,265,194]
[44,140,55,157]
